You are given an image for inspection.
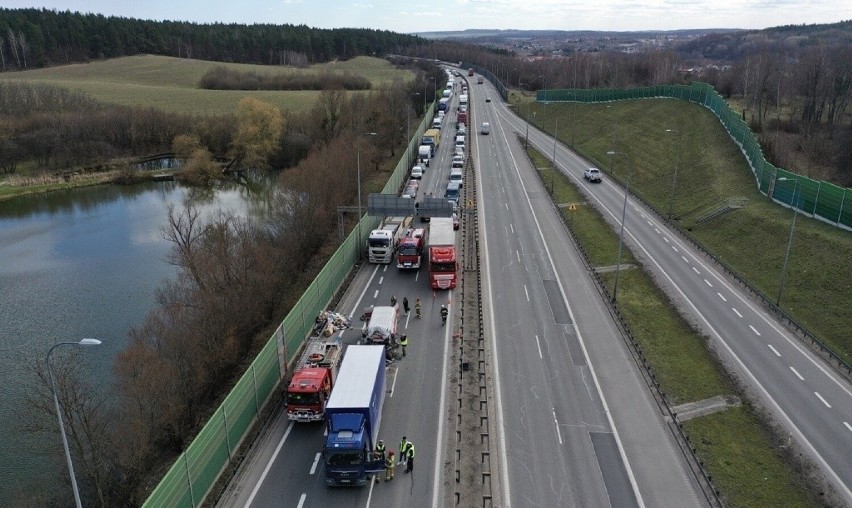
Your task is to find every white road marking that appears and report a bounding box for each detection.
[654,228,660,234]
[510,223,515,234]
[672,246,679,252]
[717,292,727,302]
[516,250,521,262]
[768,344,781,357]
[790,366,804,381]
[681,256,689,263]
[815,392,832,409]
[297,493,307,508]
[704,279,713,287]
[749,325,761,336]
[245,421,295,506]
[535,335,543,359]
[383,264,388,272]
[732,307,743,318]
[505,202,509,210]
[389,368,398,397]
[844,422,852,433]
[373,289,379,299]
[647,220,653,226]
[553,408,563,445]
[663,237,670,243]
[524,284,530,302]
[692,266,700,275]
[309,453,321,475]
[379,276,384,284]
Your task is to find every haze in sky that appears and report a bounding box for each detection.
[4,0,850,33]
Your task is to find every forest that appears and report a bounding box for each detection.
[0,7,426,68]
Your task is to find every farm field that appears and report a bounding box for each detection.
[0,54,415,115]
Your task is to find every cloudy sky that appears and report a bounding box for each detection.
[5,0,851,33]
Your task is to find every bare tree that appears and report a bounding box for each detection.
[7,29,20,68]
[24,351,122,506]
[18,30,28,69]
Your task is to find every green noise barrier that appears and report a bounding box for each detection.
[530,81,851,231]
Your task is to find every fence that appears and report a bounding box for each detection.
[529,82,851,231]
[142,102,435,508]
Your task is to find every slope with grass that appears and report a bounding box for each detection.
[0,55,415,115]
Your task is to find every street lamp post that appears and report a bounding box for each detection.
[550,118,559,195]
[666,128,683,220]
[607,105,618,175]
[47,338,102,508]
[357,132,377,261]
[776,177,800,307]
[607,151,633,303]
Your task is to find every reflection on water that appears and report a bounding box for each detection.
[0,176,273,501]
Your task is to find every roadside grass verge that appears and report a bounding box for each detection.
[526,143,820,507]
[0,55,415,115]
[512,92,851,365]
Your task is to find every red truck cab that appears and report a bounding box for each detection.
[397,228,426,269]
[286,337,343,422]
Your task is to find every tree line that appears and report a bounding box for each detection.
[0,7,427,70]
[198,65,372,91]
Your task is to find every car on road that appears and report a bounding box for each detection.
[452,155,464,169]
[584,167,602,183]
[485,97,491,102]
[410,165,423,179]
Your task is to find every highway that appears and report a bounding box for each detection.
[218,72,708,507]
[478,79,852,503]
[469,78,701,507]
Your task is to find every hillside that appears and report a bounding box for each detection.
[676,19,852,61]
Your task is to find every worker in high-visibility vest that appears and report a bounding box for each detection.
[405,442,415,473]
[400,334,409,357]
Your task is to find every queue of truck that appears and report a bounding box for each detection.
[282,66,467,488]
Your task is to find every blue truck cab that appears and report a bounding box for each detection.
[324,345,386,486]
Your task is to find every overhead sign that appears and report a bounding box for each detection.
[367,194,417,217]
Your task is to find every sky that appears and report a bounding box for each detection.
[5,1,851,34]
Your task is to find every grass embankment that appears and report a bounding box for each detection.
[512,92,851,364]
[0,55,415,115]
[526,146,820,506]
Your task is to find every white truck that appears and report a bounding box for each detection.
[361,305,399,345]
[418,145,432,166]
[368,217,408,264]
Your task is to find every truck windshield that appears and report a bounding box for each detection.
[398,245,419,256]
[287,392,320,405]
[326,450,363,467]
[368,238,390,248]
[430,261,457,272]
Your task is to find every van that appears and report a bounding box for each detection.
[481,122,490,135]
[433,117,442,129]
[445,181,461,204]
[449,169,463,188]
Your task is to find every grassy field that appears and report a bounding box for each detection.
[512,91,852,364]
[526,145,820,507]
[0,55,415,115]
